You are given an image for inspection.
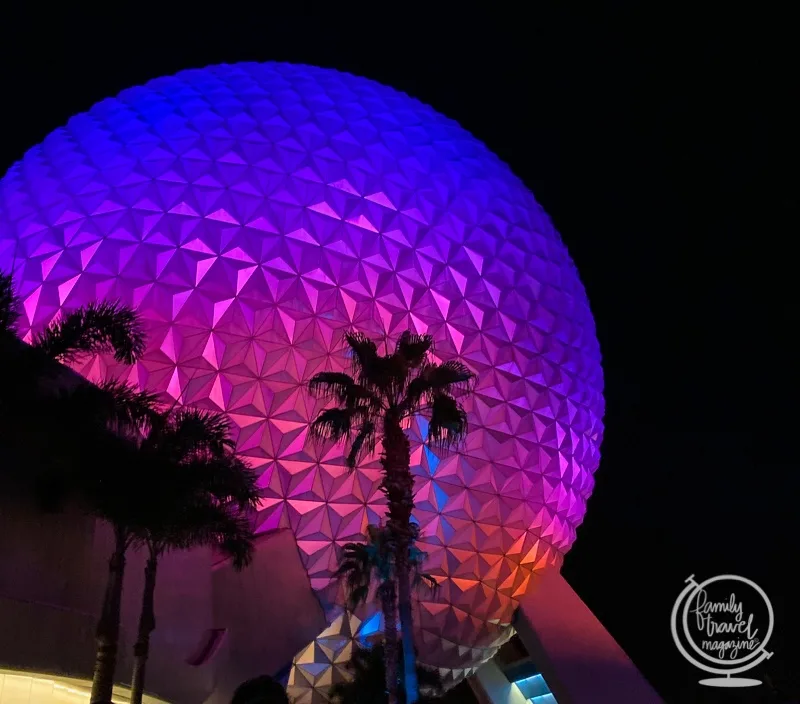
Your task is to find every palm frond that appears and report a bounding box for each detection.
[308,371,383,414]
[334,526,395,609]
[414,571,438,593]
[395,330,433,368]
[429,359,475,391]
[156,407,234,459]
[335,542,373,609]
[344,331,379,373]
[402,360,475,414]
[182,451,260,511]
[336,542,373,575]
[60,378,160,437]
[0,273,20,334]
[161,500,255,570]
[409,541,438,596]
[345,420,376,470]
[344,330,391,393]
[347,583,370,610]
[308,406,365,444]
[335,556,368,580]
[308,371,357,400]
[32,300,146,364]
[219,518,256,571]
[427,392,469,449]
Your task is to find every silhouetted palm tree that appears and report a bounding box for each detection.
[52,379,160,704]
[0,273,174,704]
[336,523,438,704]
[127,409,259,704]
[308,331,474,704]
[337,524,399,704]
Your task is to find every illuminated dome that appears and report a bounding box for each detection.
[0,63,603,692]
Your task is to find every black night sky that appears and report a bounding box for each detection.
[1,6,795,703]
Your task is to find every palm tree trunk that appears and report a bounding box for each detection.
[396,563,417,704]
[130,547,159,704]
[380,580,399,704]
[90,527,128,704]
[382,412,419,704]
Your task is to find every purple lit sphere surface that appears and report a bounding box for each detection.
[0,63,604,680]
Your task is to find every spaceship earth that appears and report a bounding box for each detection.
[0,63,604,694]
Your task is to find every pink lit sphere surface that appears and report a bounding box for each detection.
[0,63,604,680]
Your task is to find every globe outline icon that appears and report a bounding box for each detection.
[671,574,774,688]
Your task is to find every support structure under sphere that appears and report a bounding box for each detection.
[0,63,604,687]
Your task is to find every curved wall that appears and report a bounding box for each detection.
[0,481,325,703]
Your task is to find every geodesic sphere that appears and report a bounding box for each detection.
[0,63,604,680]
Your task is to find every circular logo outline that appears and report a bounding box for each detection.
[670,574,774,685]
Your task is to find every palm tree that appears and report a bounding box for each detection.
[52,380,160,704]
[308,331,474,704]
[329,643,444,704]
[127,409,260,704]
[336,524,438,704]
[336,524,399,704]
[0,272,151,704]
